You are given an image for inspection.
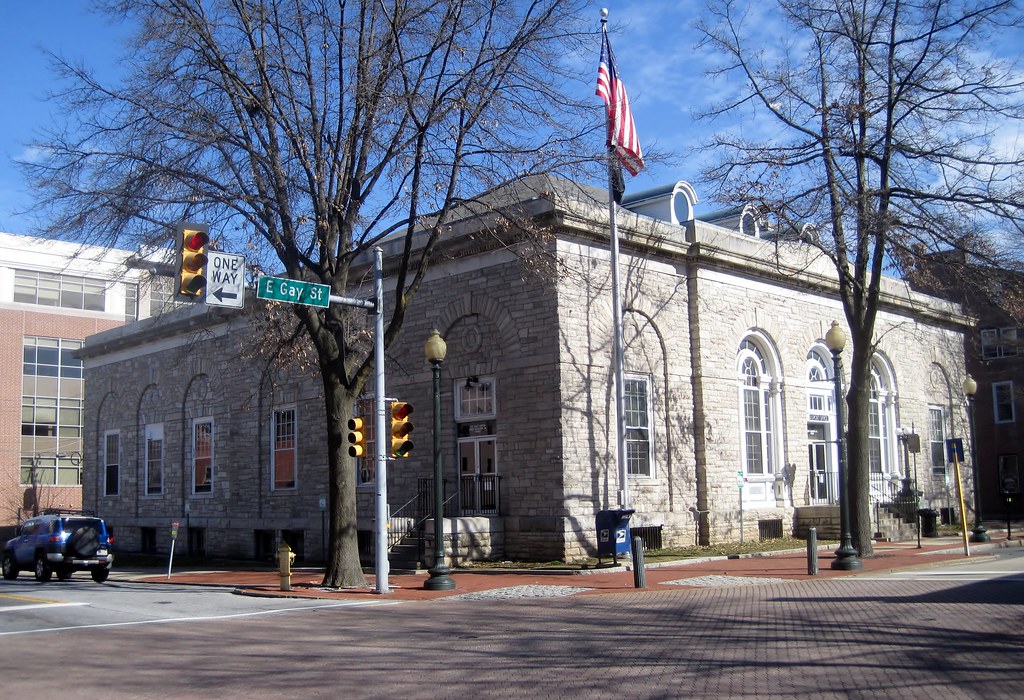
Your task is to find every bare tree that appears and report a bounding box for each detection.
[24,0,597,586]
[696,0,1024,555]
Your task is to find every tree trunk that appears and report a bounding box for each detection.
[845,337,876,558]
[321,370,367,589]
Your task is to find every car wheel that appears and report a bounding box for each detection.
[34,554,52,583]
[2,552,17,580]
[56,567,73,581]
[91,568,110,583]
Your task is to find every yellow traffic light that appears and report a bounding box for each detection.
[390,401,414,457]
[175,222,210,299]
[347,417,367,459]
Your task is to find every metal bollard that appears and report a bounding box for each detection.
[631,536,647,588]
[807,527,818,576]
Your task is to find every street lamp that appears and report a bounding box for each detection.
[962,375,990,542]
[825,321,862,570]
[423,329,456,591]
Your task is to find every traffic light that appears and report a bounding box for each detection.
[347,417,367,459]
[390,401,414,457]
[175,222,210,299]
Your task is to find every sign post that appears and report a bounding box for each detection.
[946,438,970,556]
[167,520,180,579]
[255,256,388,593]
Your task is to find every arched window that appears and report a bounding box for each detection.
[868,357,898,476]
[737,337,780,478]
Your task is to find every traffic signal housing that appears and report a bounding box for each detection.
[390,401,414,457]
[175,222,210,299]
[347,417,367,459]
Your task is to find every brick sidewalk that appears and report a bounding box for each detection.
[130,535,1022,602]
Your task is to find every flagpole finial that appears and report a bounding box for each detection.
[601,8,608,22]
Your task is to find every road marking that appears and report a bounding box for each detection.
[0,602,88,614]
[0,599,398,637]
[0,593,62,604]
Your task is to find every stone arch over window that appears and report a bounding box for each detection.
[736,332,783,492]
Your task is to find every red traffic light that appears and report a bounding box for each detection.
[391,402,413,421]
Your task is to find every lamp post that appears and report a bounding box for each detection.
[825,321,862,570]
[962,375,990,542]
[423,329,456,591]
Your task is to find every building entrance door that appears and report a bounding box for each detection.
[458,420,499,514]
[808,423,834,503]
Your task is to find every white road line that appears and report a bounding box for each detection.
[0,602,89,613]
[0,599,398,637]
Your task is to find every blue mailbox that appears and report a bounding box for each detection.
[596,508,634,564]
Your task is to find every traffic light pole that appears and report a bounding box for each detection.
[327,247,388,594]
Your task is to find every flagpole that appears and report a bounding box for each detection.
[607,148,629,510]
[602,11,629,509]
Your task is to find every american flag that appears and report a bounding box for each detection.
[596,31,644,177]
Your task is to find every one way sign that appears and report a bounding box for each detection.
[205,251,245,309]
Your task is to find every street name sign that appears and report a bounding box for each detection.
[205,251,246,308]
[256,275,330,308]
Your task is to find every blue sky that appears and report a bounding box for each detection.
[0,1,733,236]
[0,3,134,233]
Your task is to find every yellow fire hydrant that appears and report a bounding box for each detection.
[276,542,296,591]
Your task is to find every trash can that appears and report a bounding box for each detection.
[917,508,940,538]
[596,508,635,563]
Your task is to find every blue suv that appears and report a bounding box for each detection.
[2,510,114,583]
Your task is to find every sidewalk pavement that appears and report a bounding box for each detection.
[130,534,1023,603]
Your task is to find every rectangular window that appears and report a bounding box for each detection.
[272,408,297,490]
[20,337,84,485]
[125,282,139,322]
[981,327,1019,359]
[456,377,496,420]
[354,398,377,486]
[993,381,1015,423]
[193,419,213,494]
[148,274,180,315]
[145,423,164,495]
[103,431,120,496]
[624,375,653,477]
[929,406,947,478]
[14,270,106,311]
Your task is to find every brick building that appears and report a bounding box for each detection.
[0,232,159,530]
[78,176,972,562]
[909,254,1024,526]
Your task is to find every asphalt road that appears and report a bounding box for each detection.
[1,550,1022,699]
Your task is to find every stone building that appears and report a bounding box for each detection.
[78,176,972,563]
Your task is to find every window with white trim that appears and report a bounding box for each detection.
[14,270,106,311]
[145,423,164,495]
[929,406,947,478]
[737,339,776,476]
[981,327,1019,359]
[994,381,1015,423]
[868,365,897,475]
[624,374,652,477]
[272,407,297,490]
[193,418,214,494]
[103,431,120,497]
[455,376,496,420]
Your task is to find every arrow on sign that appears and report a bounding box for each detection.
[211,287,238,302]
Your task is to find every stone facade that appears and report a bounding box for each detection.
[79,176,971,563]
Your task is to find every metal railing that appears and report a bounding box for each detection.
[808,471,905,507]
[460,474,501,515]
